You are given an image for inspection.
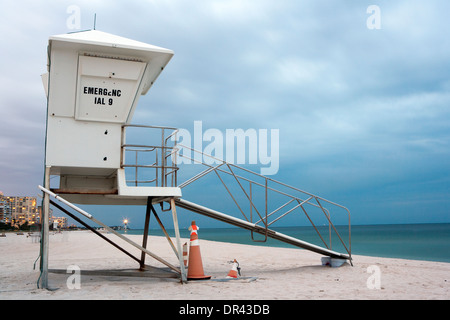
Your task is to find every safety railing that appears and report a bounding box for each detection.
[120,124,179,188]
[120,126,351,259]
[175,144,351,259]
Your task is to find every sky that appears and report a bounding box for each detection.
[0,0,449,230]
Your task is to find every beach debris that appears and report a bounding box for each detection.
[226,259,241,278]
[187,221,211,280]
[209,259,256,282]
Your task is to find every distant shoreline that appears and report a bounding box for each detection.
[3,222,449,263]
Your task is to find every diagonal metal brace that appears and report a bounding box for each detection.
[39,185,181,274]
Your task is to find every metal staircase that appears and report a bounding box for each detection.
[121,125,352,263]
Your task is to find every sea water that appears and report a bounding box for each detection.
[121,223,450,263]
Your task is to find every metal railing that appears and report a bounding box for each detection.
[121,124,179,187]
[120,125,351,259]
[176,144,352,259]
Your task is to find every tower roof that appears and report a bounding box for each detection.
[50,30,173,54]
[48,30,174,96]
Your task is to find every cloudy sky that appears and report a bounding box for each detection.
[1,0,449,229]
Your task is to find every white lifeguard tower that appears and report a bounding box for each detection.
[39,30,187,288]
[39,30,352,290]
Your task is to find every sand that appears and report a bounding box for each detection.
[0,230,449,300]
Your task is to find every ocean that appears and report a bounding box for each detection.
[120,223,450,263]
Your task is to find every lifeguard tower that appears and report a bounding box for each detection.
[39,30,352,290]
[39,30,187,288]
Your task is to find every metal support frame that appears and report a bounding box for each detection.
[140,197,152,270]
[38,185,188,287]
[50,200,141,264]
[170,198,187,283]
[38,167,51,289]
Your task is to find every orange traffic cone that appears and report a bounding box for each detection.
[183,242,188,267]
[227,259,240,278]
[187,221,211,280]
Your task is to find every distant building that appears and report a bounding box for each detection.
[0,192,10,223]
[0,194,39,227]
[1,193,70,230]
[52,216,67,229]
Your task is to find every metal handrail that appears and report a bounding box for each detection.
[121,125,179,188]
[175,143,351,259]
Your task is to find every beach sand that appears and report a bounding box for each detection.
[0,230,449,300]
